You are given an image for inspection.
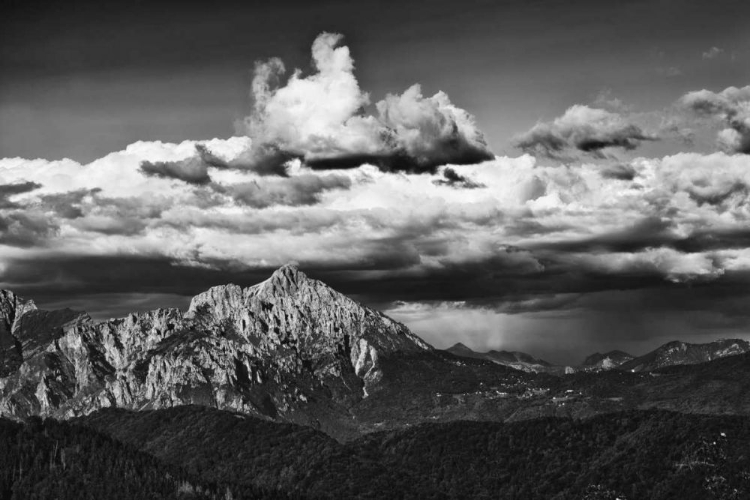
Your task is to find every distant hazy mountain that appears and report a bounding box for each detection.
[581,350,634,370]
[619,339,750,373]
[446,342,552,372]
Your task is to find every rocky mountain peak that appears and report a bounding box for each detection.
[264,262,304,292]
[0,265,431,423]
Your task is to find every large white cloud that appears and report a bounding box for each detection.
[240,32,493,172]
[3,135,750,291]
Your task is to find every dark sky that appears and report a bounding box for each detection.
[1,0,750,364]
[2,0,748,161]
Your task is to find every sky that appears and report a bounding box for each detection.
[1,0,750,364]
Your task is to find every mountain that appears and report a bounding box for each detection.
[619,339,750,373]
[445,342,552,372]
[3,264,750,441]
[0,264,436,435]
[581,350,634,370]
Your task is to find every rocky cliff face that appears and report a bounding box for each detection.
[0,264,430,426]
[0,290,38,377]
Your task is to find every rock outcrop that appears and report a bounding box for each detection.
[0,264,430,425]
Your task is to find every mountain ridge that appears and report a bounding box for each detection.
[1,264,750,440]
[0,264,433,436]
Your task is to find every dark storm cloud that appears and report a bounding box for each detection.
[513,105,658,159]
[0,181,41,208]
[681,86,750,154]
[213,173,352,209]
[139,155,212,185]
[39,188,100,219]
[529,216,676,254]
[197,143,295,177]
[0,211,58,247]
[432,167,485,189]
[599,163,637,181]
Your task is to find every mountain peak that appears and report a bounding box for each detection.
[264,262,307,293]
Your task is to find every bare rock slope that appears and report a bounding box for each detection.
[0,264,430,429]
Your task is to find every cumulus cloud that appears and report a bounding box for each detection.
[240,32,493,173]
[681,85,750,154]
[513,105,658,159]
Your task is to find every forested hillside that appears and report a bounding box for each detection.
[0,416,297,500]
[80,406,750,499]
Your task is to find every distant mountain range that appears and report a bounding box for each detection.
[446,338,750,374]
[2,264,750,439]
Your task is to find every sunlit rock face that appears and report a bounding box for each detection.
[0,290,38,377]
[0,264,430,424]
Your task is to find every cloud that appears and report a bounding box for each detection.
[240,32,493,173]
[140,154,212,185]
[702,47,724,59]
[0,181,42,208]
[599,163,637,181]
[432,167,485,189]
[212,173,352,209]
[0,211,58,247]
[374,84,494,170]
[513,105,658,159]
[5,139,750,361]
[680,85,750,154]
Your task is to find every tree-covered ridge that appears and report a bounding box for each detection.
[80,406,750,499]
[0,416,298,500]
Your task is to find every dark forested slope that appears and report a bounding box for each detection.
[79,406,750,500]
